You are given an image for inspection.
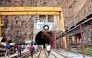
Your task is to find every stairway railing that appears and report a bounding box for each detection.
[41,31,54,42]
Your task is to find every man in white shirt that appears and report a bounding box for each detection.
[34,44,38,53]
[46,44,51,56]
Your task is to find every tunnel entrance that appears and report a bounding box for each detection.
[35,31,50,48]
[35,31,56,49]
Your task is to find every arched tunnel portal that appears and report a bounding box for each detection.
[35,31,55,49]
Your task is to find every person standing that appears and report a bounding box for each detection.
[17,44,22,57]
[29,44,35,58]
[34,44,38,53]
[56,43,59,50]
[5,42,10,57]
[46,44,51,56]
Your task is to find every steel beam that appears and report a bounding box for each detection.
[0,12,60,15]
[60,11,66,50]
[0,7,62,12]
[79,24,85,58]
[0,16,2,37]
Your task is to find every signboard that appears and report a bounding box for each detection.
[37,22,52,30]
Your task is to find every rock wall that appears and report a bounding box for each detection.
[0,0,88,43]
[2,16,34,43]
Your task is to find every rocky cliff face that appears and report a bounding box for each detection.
[2,16,34,43]
[0,0,87,43]
[0,0,87,25]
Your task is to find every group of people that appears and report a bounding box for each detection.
[30,44,51,57]
[4,42,38,58]
[4,42,51,58]
[29,44,51,57]
[17,43,39,58]
[4,42,22,58]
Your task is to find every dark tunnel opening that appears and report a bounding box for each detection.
[35,31,50,48]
